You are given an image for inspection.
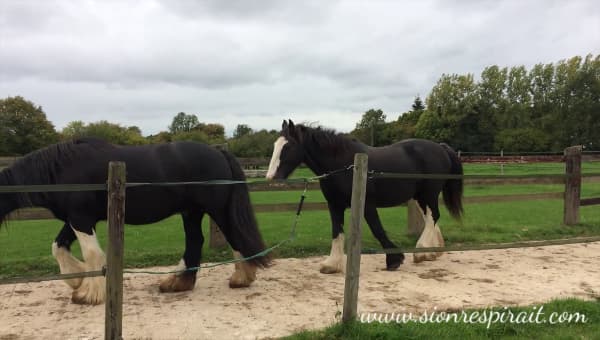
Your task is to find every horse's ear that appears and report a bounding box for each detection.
[281,120,296,140]
[288,119,295,129]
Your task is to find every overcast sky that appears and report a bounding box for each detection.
[1,1,598,136]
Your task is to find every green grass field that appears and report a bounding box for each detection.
[285,299,600,340]
[1,162,600,278]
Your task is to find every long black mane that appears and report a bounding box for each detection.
[288,123,358,155]
[6,138,112,185]
[1,138,113,208]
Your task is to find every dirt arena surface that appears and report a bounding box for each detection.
[1,242,599,340]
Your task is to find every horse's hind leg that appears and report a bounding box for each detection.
[320,204,346,274]
[52,223,86,289]
[413,198,445,263]
[364,205,405,270]
[208,211,257,288]
[69,219,106,305]
[160,210,205,293]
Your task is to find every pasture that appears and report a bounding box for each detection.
[2,162,600,279]
[1,161,600,338]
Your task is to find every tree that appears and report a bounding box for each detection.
[168,112,199,134]
[229,129,280,157]
[146,131,173,144]
[503,65,531,130]
[476,65,508,150]
[411,95,425,112]
[494,128,551,152]
[389,95,426,141]
[352,109,387,146]
[553,55,600,149]
[234,124,253,138]
[416,73,479,150]
[171,130,211,143]
[61,120,146,145]
[0,96,59,155]
[171,122,226,144]
[195,123,226,144]
[61,120,87,139]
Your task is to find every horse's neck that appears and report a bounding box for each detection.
[0,169,45,211]
[303,142,358,175]
[0,171,24,218]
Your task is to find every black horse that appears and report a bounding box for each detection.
[266,120,463,273]
[0,138,269,304]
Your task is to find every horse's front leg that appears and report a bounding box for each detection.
[413,202,445,263]
[159,211,204,293]
[320,204,346,274]
[68,219,106,305]
[364,205,405,270]
[52,223,86,290]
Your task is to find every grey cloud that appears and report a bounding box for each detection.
[0,0,598,136]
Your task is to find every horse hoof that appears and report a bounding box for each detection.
[386,253,405,271]
[319,265,341,274]
[229,262,257,288]
[413,252,443,263]
[159,273,197,293]
[319,255,345,274]
[71,277,105,305]
[228,272,255,288]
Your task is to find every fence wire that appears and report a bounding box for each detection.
[1,164,600,285]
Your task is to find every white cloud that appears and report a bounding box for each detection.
[1,0,598,136]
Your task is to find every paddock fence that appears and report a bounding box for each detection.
[6,145,600,240]
[339,147,600,321]
[1,146,600,338]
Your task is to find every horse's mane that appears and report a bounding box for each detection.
[294,124,356,154]
[0,138,113,209]
[7,137,112,185]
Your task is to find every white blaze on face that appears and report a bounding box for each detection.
[266,136,288,179]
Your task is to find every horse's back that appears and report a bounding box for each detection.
[119,142,232,182]
[54,140,235,224]
[369,139,452,173]
[366,139,454,207]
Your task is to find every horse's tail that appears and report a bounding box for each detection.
[221,150,271,268]
[440,143,463,220]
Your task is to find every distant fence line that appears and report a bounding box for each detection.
[3,146,600,223]
[7,172,600,221]
[240,153,600,168]
[2,151,600,169]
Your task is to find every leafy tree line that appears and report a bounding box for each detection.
[351,54,600,152]
[1,54,597,157]
[0,98,277,157]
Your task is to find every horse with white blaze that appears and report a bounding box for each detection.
[0,138,270,304]
[266,120,463,273]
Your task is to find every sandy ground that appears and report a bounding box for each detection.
[0,242,599,340]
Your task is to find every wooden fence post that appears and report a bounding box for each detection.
[210,143,229,249]
[407,200,425,236]
[564,146,582,225]
[342,153,368,323]
[106,162,126,340]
